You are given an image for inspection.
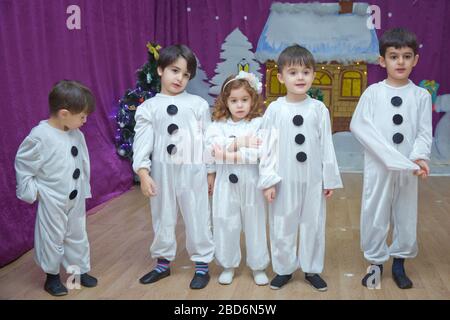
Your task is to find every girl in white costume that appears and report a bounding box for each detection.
[258,45,342,291]
[133,45,214,290]
[15,80,98,296]
[205,71,270,286]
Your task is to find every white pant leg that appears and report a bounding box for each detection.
[34,194,68,275]
[242,185,270,271]
[212,176,242,268]
[360,160,395,265]
[389,174,418,259]
[149,162,178,261]
[177,165,214,263]
[269,183,301,275]
[62,199,90,274]
[298,193,326,274]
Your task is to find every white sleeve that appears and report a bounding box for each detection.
[132,103,154,174]
[80,133,92,199]
[350,89,419,171]
[15,136,44,204]
[204,122,225,173]
[257,108,282,189]
[320,107,343,189]
[239,118,263,165]
[409,92,432,161]
[200,102,216,173]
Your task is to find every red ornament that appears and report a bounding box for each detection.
[139,98,144,103]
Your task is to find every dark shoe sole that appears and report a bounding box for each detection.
[304,279,328,292]
[139,270,171,284]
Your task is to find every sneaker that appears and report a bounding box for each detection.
[218,268,234,285]
[253,270,269,286]
[80,273,98,287]
[304,273,328,292]
[44,274,68,297]
[270,274,292,290]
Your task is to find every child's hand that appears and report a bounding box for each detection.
[213,144,225,161]
[264,186,276,203]
[324,189,334,198]
[207,173,216,196]
[139,173,157,197]
[237,135,262,149]
[413,159,430,179]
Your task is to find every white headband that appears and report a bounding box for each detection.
[223,71,263,94]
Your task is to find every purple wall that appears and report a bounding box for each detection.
[1,0,449,266]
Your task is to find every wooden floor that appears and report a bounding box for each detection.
[1,173,449,300]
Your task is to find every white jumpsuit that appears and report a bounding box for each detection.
[258,96,343,275]
[350,80,432,265]
[133,91,214,263]
[15,120,91,275]
[205,117,270,271]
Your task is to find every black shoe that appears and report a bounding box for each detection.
[44,274,68,297]
[270,274,292,290]
[139,269,170,284]
[305,274,328,292]
[392,258,413,289]
[392,271,413,289]
[80,273,98,288]
[189,273,210,289]
[362,264,383,287]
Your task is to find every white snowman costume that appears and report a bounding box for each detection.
[258,96,342,275]
[205,117,270,271]
[133,91,214,263]
[15,120,92,275]
[350,80,432,265]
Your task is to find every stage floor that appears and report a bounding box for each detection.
[1,174,449,300]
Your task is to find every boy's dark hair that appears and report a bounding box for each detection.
[379,28,418,57]
[49,80,96,115]
[157,44,197,79]
[277,44,315,72]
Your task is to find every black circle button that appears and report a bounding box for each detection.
[229,174,238,184]
[393,133,404,144]
[73,168,80,179]
[69,190,78,200]
[167,144,177,155]
[393,114,403,125]
[296,152,307,162]
[391,96,403,107]
[167,104,178,115]
[293,115,304,126]
[167,124,179,135]
[295,134,305,145]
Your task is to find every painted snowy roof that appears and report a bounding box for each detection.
[255,2,380,64]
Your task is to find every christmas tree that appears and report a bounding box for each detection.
[115,42,162,161]
[209,28,262,96]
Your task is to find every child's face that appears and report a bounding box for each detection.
[157,57,191,96]
[61,110,88,130]
[227,86,252,122]
[380,47,418,83]
[277,64,315,98]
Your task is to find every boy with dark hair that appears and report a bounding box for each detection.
[350,28,432,289]
[133,44,214,289]
[258,44,342,291]
[15,80,97,296]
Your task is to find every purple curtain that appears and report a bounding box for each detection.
[1,0,449,267]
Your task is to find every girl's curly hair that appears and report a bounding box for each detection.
[212,75,265,121]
